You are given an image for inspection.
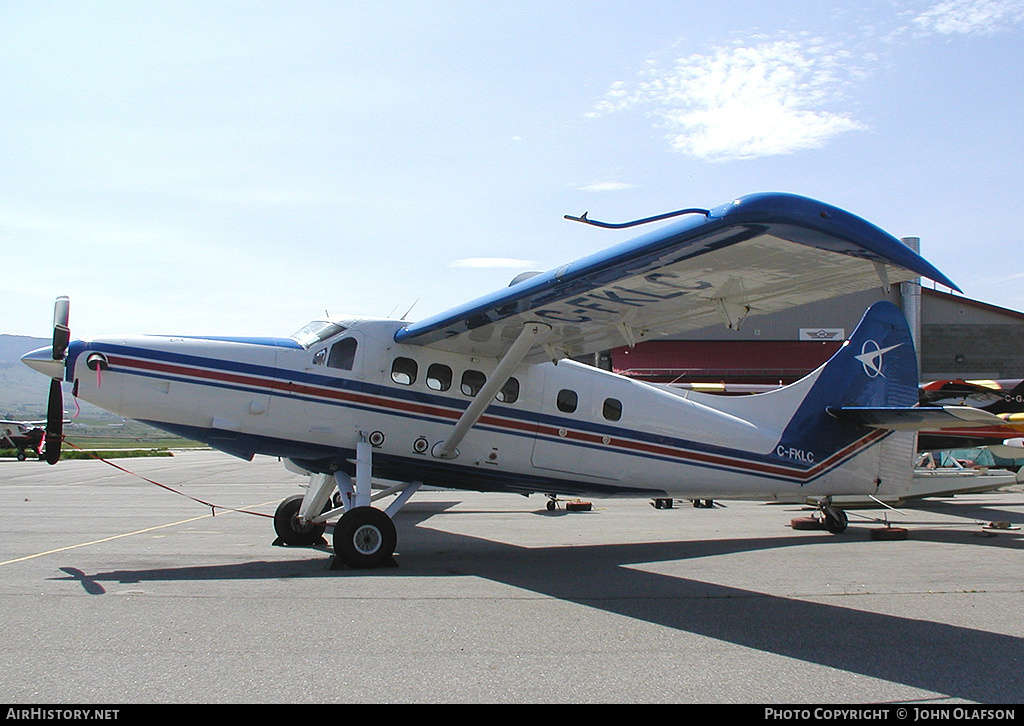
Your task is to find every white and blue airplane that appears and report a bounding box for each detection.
[22,193,1014,567]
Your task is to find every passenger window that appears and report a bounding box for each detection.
[327,338,357,370]
[496,377,519,404]
[426,363,452,391]
[556,389,578,413]
[461,370,486,397]
[312,348,327,365]
[603,397,622,421]
[391,357,418,385]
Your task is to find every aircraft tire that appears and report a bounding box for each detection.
[273,494,326,546]
[823,507,849,534]
[333,506,397,569]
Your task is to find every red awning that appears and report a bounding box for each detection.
[611,340,841,383]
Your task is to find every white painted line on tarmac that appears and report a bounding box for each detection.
[0,500,280,567]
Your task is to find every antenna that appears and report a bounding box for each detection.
[401,299,419,321]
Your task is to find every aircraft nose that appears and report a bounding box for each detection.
[21,346,65,379]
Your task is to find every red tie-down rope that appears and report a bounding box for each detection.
[62,440,273,519]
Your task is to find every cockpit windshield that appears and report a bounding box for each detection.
[291,321,347,349]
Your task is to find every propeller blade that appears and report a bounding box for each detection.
[52,296,70,360]
[44,378,63,465]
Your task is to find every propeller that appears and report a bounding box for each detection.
[44,296,70,465]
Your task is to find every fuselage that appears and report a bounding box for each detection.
[55,317,889,500]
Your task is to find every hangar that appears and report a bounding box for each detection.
[598,238,1024,387]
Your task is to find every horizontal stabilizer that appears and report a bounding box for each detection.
[826,405,1011,431]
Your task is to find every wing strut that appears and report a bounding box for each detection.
[433,322,552,460]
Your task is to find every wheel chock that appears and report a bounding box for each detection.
[870,526,908,541]
[790,516,824,530]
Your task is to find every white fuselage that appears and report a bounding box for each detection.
[62,317,897,501]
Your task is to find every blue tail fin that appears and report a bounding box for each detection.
[775,301,917,461]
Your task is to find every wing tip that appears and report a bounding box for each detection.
[722,193,959,292]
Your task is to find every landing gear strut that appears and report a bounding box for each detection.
[275,434,419,568]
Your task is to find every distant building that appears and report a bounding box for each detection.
[919,289,1024,382]
[605,247,1024,386]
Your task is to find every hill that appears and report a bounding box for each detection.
[0,335,50,415]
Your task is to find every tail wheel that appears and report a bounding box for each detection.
[273,494,326,546]
[823,506,849,534]
[333,506,397,569]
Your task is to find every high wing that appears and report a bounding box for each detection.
[395,192,959,363]
[1,420,43,434]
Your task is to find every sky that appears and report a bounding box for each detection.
[3,0,1023,340]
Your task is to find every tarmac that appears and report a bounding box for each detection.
[1,449,1022,705]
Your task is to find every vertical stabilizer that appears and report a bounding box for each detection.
[774,301,917,489]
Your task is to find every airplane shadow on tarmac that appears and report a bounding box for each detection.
[52,499,1024,703]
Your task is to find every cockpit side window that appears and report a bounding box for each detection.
[327,338,357,370]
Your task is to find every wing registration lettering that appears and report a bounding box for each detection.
[533,275,713,324]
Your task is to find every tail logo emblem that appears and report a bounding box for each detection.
[855,341,902,378]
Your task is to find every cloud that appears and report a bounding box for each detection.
[578,181,638,192]
[449,258,536,269]
[913,0,1024,36]
[591,37,865,162]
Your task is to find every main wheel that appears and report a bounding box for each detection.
[273,494,326,546]
[333,506,397,569]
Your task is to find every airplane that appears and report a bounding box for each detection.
[22,192,1022,568]
[918,378,1024,452]
[919,378,1024,411]
[0,419,45,461]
